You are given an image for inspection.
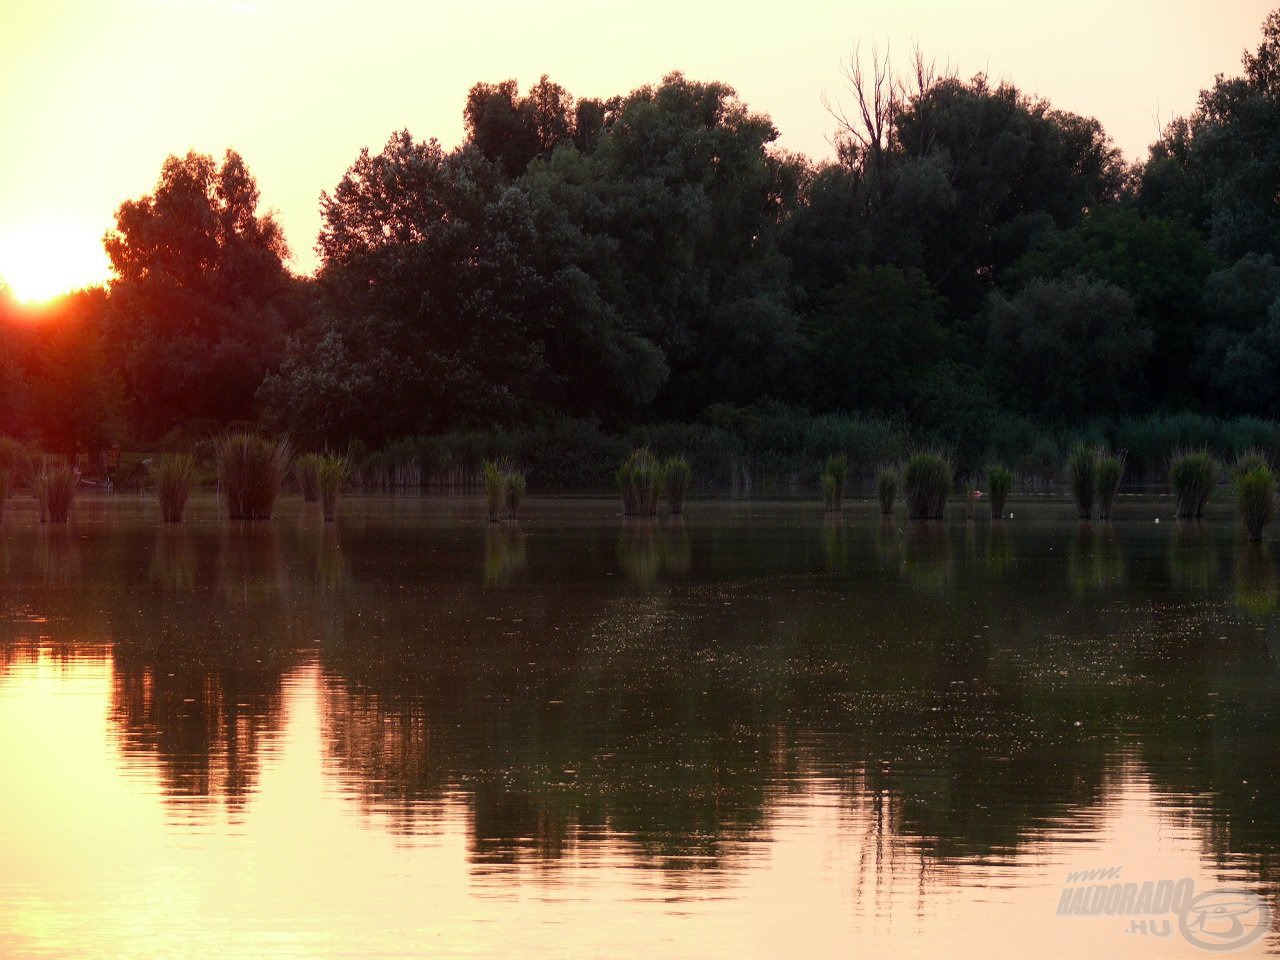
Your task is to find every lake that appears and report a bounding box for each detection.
[0,492,1276,958]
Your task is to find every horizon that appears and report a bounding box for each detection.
[0,0,1274,302]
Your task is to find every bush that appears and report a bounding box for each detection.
[618,448,662,517]
[663,457,692,514]
[1236,464,1275,542]
[154,454,196,522]
[1096,452,1125,520]
[903,452,952,519]
[986,465,1013,519]
[216,434,289,520]
[876,468,897,516]
[1067,444,1097,519]
[32,457,79,523]
[1170,450,1217,519]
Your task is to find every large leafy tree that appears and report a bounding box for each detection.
[103,150,301,435]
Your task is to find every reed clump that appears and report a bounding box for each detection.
[986,465,1013,519]
[618,448,662,517]
[903,452,952,520]
[1067,444,1097,519]
[295,453,321,502]
[315,452,351,522]
[1096,451,1126,520]
[483,460,507,523]
[153,454,196,522]
[821,455,847,512]
[505,468,526,520]
[663,457,691,514]
[216,434,289,520]
[1170,449,1217,519]
[32,457,78,523]
[876,467,897,516]
[1236,462,1275,542]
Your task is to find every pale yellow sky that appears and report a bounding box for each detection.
[0,0,1273,299]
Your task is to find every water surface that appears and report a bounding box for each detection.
[0,493,1277,958]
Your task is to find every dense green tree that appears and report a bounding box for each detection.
[984,278,1151,422]
[103,150,301,435]
[1011,209,1220,404]
[1196,253,1280,415]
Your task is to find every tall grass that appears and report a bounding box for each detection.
[1067,444,1097,519]
[821,455,847,512]
[1170,450,1217,519]
[31,457,78,523]
[505,468,526,520]
[0,437,22,523]
[315,453,350,522]
[216,434,289,520]
[295,453,321,502]
[153,454,196,522]
[903,452,952,520]
[876,467,897,516]
[1236,463,1275,541]
[1096,451,1126,520]
[482,460,507,523]
[663,457,691,514]
[986,465,1013,519]
[618,448,662,517]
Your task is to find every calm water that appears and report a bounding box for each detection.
[0,492,1277,958]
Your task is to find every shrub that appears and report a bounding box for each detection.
[153,454,196,522]
[316,453,350,522]
[1170,450,1217,519]
[876,468,897,516]
[505,468,526,520]
[1067,444,1097,519]
[822,455,847,512]
[986,465,1013,519]
[216,434,289,520]
[1233,449,1269,481]
[663,457,692,514]
[295,453,321,502]
[482,460,507,523]
[1236,464,1275,542]
[903,452,952,519]
[1096,451,1126,520]
[31,457,78,523]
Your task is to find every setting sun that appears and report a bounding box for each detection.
[0,222,111,304]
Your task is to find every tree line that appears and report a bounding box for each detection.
[5,12,1280,473]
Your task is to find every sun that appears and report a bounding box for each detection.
[0,221,112,305]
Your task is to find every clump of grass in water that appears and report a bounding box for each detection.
[903,452,951,520]
[821,455,847,512]
[505,468,526,520]
[986,465,1013,519]
[664,457,691,514]
[1096,451,1126,520]
[1170,449,1217,519]
[618,448,662,517]
[153,454,196,522]
[0,437,22,523]
[315,453,350,522]
[876,467,897,516]
[1236,461,1275,542]
[1067,443,1097,519]
[295,453,321,503]
[31,457,78,523]
[216,434,289,520]
[482,460,507,523]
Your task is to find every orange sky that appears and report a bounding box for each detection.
[0,0,1273,300]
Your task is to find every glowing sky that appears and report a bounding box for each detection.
[0,0,1273,299]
